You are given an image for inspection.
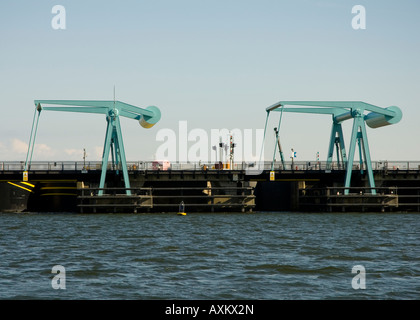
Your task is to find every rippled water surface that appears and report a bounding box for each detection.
[0,212,419,299]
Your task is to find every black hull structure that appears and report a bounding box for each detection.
[1,163,420,213]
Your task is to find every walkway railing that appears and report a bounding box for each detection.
[1,160,420,172]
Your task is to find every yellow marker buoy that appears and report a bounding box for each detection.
[178,201,186,215]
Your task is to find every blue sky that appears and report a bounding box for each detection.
[0,0,419,163]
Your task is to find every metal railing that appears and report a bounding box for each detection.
[1,160,420,172]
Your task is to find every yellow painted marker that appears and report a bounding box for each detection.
[178,201,187,215]
[7,182,33,193]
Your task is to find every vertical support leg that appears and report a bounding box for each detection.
[357,133,364,174]
[359,120,376,194]
[271,129,278,171]
[115,117,131,195]
[271,108,284,171]
[99,119,113,196]
[25,107,39,171]
[336,123,347,166]
[335,138,341,169]
[258,111,270,172]
[344,115,376,195]
[326,122,337,169]
[344,117,362,194]
[327,122,346,170]
[27,110,42,171]
[112,130,120,174]
[278,137,285,169]
[110,141,116,171]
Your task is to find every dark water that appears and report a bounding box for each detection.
[0,212,418,300]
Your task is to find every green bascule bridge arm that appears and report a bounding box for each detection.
[264,101,402,195]
[25,100,161,195]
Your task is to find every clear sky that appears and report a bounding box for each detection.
[0,0,419,164]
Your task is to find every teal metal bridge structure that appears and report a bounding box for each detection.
[24,99,161,195]
[22,98,402,198]
[263,101,402,195]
